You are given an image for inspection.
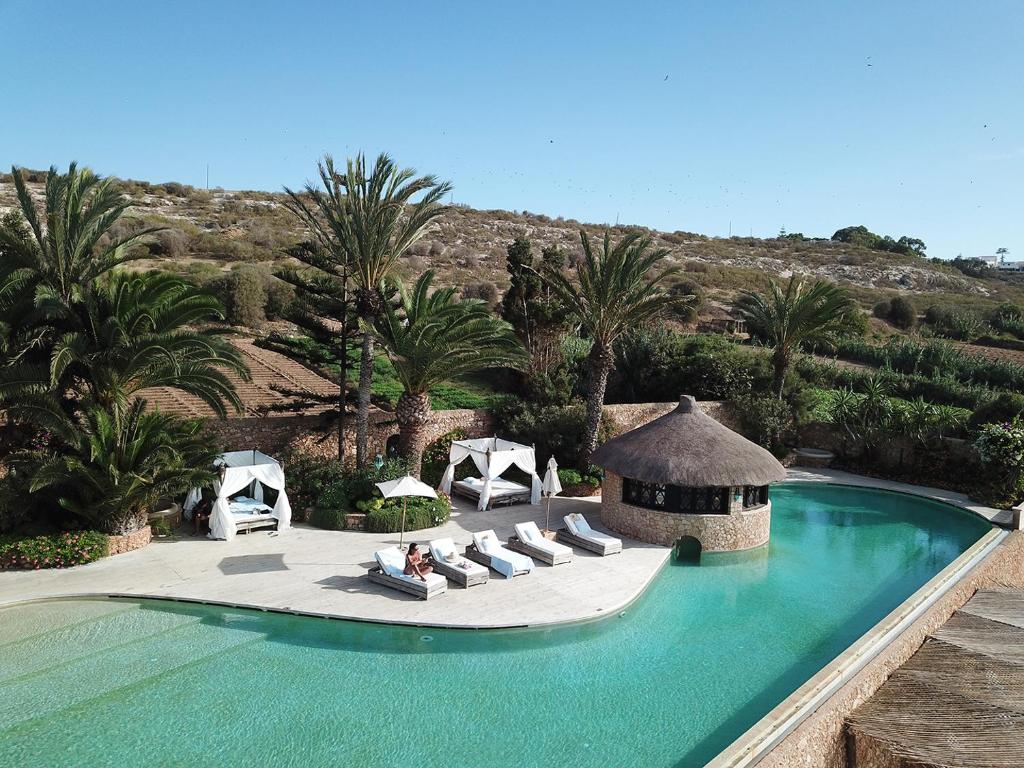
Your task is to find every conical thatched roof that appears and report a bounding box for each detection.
[592,396,786,487]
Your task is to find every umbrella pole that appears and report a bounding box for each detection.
[399,497,407,550]
[545,495,551,534]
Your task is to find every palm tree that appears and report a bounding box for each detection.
[0,164,160,307]
[0,271,246,436]
[374,271,525,476]
[30,399,217,535]
[733,276,858,398]
[0,163,246,436]
[541,231,684,468]
[285,154,450,467]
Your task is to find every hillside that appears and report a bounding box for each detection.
[2,170,1022,312]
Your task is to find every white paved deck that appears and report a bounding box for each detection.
[0,468,1010,629]
[0,495,670,629]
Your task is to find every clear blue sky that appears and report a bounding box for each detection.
[1,0,1021,258]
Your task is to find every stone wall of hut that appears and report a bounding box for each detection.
[598,471,771,551]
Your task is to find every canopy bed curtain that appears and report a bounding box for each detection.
[438,437,541,510]
[185,450,292,541]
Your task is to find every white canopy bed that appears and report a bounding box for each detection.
[438,437,541,511]
[183,450,292,541]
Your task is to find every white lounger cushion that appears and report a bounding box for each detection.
[374,548,446,589]
[429,538,487,575]
[565,514,622,545]
[474,530,502,554]
[515,521,572,556]
[472,530,534,578]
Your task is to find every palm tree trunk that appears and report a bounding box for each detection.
[396,391,431,478]
[579,345,613,470]
[772,348,788,399]
[104,507,148,536]
[356,323,374,468]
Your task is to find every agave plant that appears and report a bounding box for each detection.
[374,270,526,476]
[734,276,858,397]
[285,153,451,467]
[541,231,684,468]
[30,399,217,535]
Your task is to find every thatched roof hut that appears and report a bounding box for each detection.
[591,395,786,487]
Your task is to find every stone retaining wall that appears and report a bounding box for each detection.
[203,409,494,464]
[599,472,770,551]
[199,401,729,464]
[752,531,1024,768]
[603,400,737,434]
[107,525,152,556]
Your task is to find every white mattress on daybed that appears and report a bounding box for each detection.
[454,477,530,498]
[229,496,273,523]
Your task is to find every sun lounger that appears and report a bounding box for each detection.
[556,513,623,556]
[429,537,489,588]
[367,547,448,599]
[465,530,534,579]
[507,521,574,566]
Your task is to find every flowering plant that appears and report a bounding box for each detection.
[974,418,1024,469]
[0,530,109,570]
[972,417,1024,508]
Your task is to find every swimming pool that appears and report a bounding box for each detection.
[0,483,991,767]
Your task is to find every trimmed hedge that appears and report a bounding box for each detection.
[364,497,452,534]
[0,531,109,570]
[309,481,350,531]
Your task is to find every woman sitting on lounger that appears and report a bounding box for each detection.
[404,543,434,581]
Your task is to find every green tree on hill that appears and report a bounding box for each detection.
[831,225,926,257]
[499,238,569,383]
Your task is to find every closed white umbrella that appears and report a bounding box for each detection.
[541,457,562,533]
[376,475,438,549]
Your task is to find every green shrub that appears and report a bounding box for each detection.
[924,305,984,341]
[310,480,351,530]
[972,417,1024,508]
[308,507,348,531]
[0,531,109,570]
[343,457,411,505]
[279,452,346,513]
[969,393,1024,431]
[150,517,172,537]
[493,399,613,468]
[887,296,917,329]
[421,428,469,487]
[872,300,891,319]
[608,331,762,403]
[364,496,452,533]
[557,468,583,486]
[732,394,795,453]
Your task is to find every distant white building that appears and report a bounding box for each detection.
[978,256,1024,271]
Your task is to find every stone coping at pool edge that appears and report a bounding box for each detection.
[0,468,1010,631]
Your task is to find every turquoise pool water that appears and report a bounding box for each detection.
[0,484,990,768]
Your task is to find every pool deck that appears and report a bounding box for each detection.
[0,468,1012,629]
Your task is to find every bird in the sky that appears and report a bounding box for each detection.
[664,74,669,81]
